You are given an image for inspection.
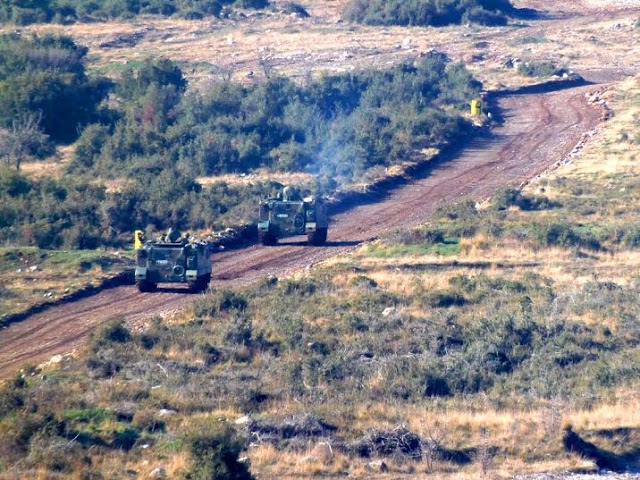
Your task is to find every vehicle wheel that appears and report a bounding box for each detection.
[199,274,211,292]
[136,280,156,293]
[259,231,277,246]
[189,274,211,293]
[308,228,327,246]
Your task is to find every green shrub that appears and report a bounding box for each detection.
[517,61,565,78]
[343,0,513,27]
[492,188,558,211]
[0,0,268,24]
[5,56,481,250]
[422,290,466,308]
[0,34,110,144]
[112,427,140,450]
[93,318,132,346]
[73,58,479,185]
[185,423,254,480]
[531,223,601,251]
[280,2,309,17]
[0,375,26,417]
[194,290,249,318]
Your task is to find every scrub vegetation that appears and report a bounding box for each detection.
[0,0,269,25]
[0,75,639,479]
[0,33,481,249]
[343,0,514,27]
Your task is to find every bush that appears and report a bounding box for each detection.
[0,376,25,418]
[74,58,479,185]
[3,55,481,250]
[343,0,512,27]
[185,423,254,480]
[194,290,249,318]
[531,223,601,251]
[92,318,132,346]
[112,427,139,450]
[462,6,508,25]
[0,34,111,144]
[0,0,268,24]
[517,61,565,78]
[492,188,557,211]
[281,2,309,17]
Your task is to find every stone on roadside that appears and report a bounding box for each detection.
[367,460,388,472]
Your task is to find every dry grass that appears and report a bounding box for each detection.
[197,170,314,187]
[252,72,640,479]
[244,391,640,479]
[0,247,131,318]
[3,0,634,92]
[559,76,640,179]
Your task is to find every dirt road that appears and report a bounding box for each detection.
[0,79,608,378]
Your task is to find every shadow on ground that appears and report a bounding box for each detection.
[564,426,640,472]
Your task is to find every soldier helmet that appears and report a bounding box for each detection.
[167,227,181,242]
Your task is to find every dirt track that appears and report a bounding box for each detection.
[0,78,609,379]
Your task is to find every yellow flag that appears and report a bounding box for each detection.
[134,230,145,250]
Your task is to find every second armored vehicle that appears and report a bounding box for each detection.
[258,187,329,246]
[134,229,212,293]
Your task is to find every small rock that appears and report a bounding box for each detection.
[29,265,38,272]
[235,415,252,425]
[299,455,319,463]
[382,307,395,317]
[158,409,177,417]
[310,442,334,463]
[367,460,388,472]
[148,467,167,479]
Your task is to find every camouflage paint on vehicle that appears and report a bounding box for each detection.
[134,237,212,293]
[258,188,329,246]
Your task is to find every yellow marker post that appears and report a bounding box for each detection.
[134,230,145,250]
[471,99,482,116]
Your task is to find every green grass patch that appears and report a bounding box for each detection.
[0,247,132,273]
[360,237,460,258]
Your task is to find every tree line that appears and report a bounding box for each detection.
[0,0,268,25]
[0,33,482,249]
[343,0,514,27]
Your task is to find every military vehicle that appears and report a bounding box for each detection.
[134,229,212,293]
[258,186,329,246]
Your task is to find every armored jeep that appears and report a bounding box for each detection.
[134,230,212,293]
[258,186,329,246]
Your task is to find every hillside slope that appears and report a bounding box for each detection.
[0,78,604,379]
